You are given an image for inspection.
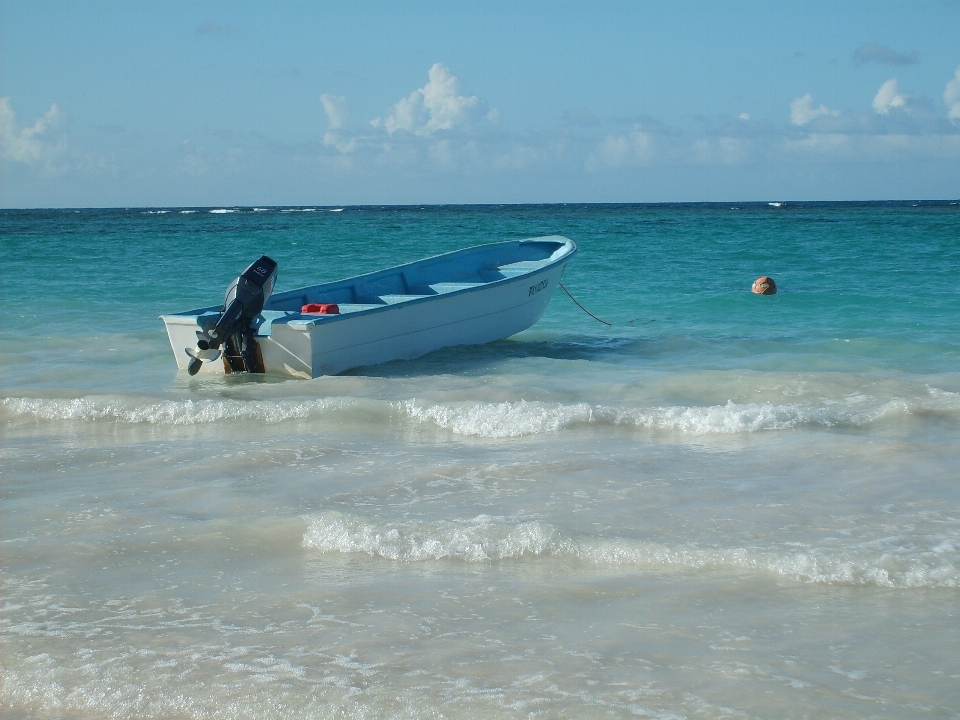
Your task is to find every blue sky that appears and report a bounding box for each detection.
[2,0,959,207]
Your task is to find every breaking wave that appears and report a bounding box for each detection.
[1,396,357,425]
[402,399,594,437]
[399,397,918,438]
[3,393,950,436]
[302,511,960,588]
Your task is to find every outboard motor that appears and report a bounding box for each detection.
[186,255,278,375]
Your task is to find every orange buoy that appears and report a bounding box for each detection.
[752,276,777,295]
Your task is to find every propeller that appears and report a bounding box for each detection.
[185,340,221,375]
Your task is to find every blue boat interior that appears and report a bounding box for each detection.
[182,238,572,337]
[268,238,565,309]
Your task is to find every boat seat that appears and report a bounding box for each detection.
[479,269,506,281]
[251,310,303,336]
[496,261,545,277]
[332,303,385,313]
[500,260,547,269]
[427,282,486,294]
[378,294,432,304]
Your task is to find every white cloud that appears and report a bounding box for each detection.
[586,127,653,171]
[315,64,960,191]
[317,63,501,171]
[0,97,66,164]
[580,103,960,176]
[419,64,481,132]
[321,94,357,153]
[872,79,908,114]
[692,136,754,165]
[321,94,349,130]
[945,65,960,121]
[373,63,489,137]
[790,94,839,126]
[493,143,552,170]
[377,90,426,134]
[783,131,960,162]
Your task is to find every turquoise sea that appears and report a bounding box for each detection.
[2,202,960,718]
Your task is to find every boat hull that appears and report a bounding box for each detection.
[161,236,576,378]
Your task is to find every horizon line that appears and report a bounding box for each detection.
[2,199,959,212]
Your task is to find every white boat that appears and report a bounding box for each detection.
[161,235,577,378]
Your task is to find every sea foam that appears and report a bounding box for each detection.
[1,396,356,425]
[1,394,938,435]
[399,397,917,438]
[302,511,960,588]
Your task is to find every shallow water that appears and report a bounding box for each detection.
[2,203,960,718]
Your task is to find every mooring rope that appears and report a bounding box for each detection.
[558,282,612,326]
